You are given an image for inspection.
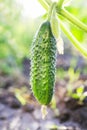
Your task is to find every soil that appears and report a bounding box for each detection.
[0,72,87,130]
[0,55,87,130]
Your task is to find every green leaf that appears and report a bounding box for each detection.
[71,93,79,99]
[76,86,84,94]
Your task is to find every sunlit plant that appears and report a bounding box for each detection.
[71,85,87,103]
[30,0,87,118]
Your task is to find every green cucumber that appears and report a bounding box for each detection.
[30,21,56,105]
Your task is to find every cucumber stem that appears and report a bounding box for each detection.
[48,2,57,21]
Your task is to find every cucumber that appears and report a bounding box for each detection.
[30,21,56,105]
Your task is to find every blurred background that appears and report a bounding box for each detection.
[0,0,87,130]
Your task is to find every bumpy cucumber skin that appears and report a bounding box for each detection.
[30,21,56,105]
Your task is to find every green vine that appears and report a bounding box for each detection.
[59,8,87,32]
[60,21,87,57]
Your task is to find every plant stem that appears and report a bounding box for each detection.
[60,21,87,57]
[59,8,87,32]
[57,0,65,8]
[38,0,49,10]
[45,0,52,5]
[48,2,56,21]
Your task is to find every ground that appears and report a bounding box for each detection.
[0,55,87,130]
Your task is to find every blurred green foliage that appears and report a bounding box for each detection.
[65,0,87,44]
[0,0,20,58]
[0,0,41,73]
